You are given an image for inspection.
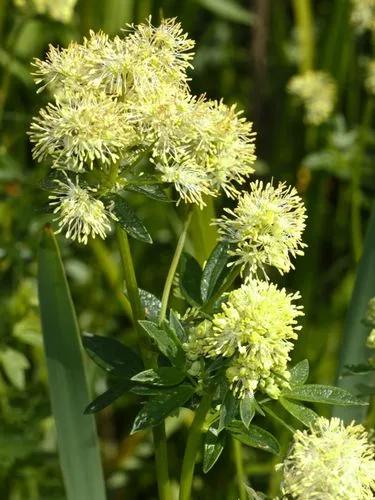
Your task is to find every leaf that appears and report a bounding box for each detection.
[227,421,280,455]
[195,0,254,26]
[139,320,185,367]
[262,406,295,433]
[38,226,106,500]
[131,367,186,386]
[126,183,170,202]
[169,310,188,343]
[283,384,368,406]
[130,385,170,396]
[83,333,143,378]
[203,429,226,473]
[342,363,375,376]
[84,382,131,414]
[289,359,310,386]
[0,348,30,390]
[201,242,231,302]
[334,205,375,422]
[131,384,195,432]
[111,193,152,243]
[218,390,237,432]
[139,289,161,322]
[240,396,256,428]
[179,253,203,306]
[279,398,318,427]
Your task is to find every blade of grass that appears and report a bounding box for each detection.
[333,206,375,422]
[38,225,106,500]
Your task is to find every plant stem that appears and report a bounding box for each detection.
[292,0,314,72]
[179,392,213,500]
[159,209,193,323]
[232,438,247,500]
[116,227,171,500]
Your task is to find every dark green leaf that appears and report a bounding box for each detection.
[218,390,237,432]
[279,398,318,426]
[84,382,131,414]
[83,334,143,378]
[227,421,280,455]
[342,363,375,376]
[283,384,368,406]
[240,396,256,428]
[130,386,170,396]
[179,253,202,306]
[126,183,170,202]
[201,242,231,302]
[289,359,310,386]
[139,289,161,322]
[203,429,226,473]
[138,320,185,367]
[262,406,295,433]
[111,194,152,243]
[131,367,186,386]
[169,310,188,343]
[131,384,195,432]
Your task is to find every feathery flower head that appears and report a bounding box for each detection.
[351,0,375,33]
[29,91,135,171]
[186,280,303,399]
[14,0,77,23]
[49,176,117,244]
[279,417,375,499]
[288,71,336,125]
[215,181,306,277]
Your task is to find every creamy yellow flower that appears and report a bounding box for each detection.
[288,71,336,125]
[351,0,375,33]
[215,181,306,277]
[279,417,375,499]
[14,0,77,23]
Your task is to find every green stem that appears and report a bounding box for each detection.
[159,209,193,323]
[292,0,314,72]
[116,228,171,500]
[232,438,247,500]
[179,392,213,500]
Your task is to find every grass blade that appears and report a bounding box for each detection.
[38,226,106,500]
[333,206,375,422]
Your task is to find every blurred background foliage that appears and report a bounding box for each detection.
[1,0,375,498]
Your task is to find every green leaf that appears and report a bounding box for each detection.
[239,395,256,428]
[179,253,203,306]
[126,183,170,202]
[334,205,375,422]
[130,385,170,396]
[262,406,295,433]
[227,421,280,455]
[289,359,310,386]
[218,390,237,432]
[112,193,152,243]
[131,367,186,386]
[201,242,231,302]
[139,320,185,367]
[169,310,188,343]
[84,382,131,414]
[38,226,106,500]
[131,384,195,432]
[83,333,143,378]
[203,429,226,473]
[0,348,29,390]
[139,288,161,322]
[195,0,254,26]
[279,398,318,427]
[283,384,367,406]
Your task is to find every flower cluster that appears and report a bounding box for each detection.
[350,0,375,33]
[215,180,307,278]
[288,70,336,125]
[186,280,303,399]
[30,18,256,243]
[279,417,375,499]
[14,0,77,23]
